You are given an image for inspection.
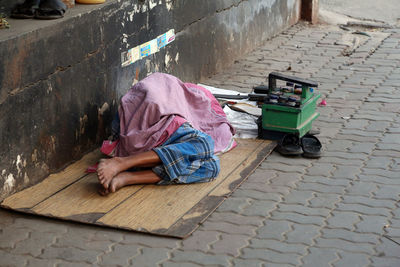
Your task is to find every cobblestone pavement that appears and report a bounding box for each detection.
[1,22,400,266]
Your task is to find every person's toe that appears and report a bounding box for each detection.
[98,187,109,196]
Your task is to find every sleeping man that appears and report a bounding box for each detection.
[97,73,235,195]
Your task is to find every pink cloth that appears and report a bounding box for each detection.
[155,115,187,147]
[115,73,235,157]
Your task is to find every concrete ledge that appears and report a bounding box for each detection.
[0,0,300,199]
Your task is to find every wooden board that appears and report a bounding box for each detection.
[1,139,275,238]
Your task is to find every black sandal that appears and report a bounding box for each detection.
[11,0,41,19]
[276,134,303,156]
[35,0,66,20]
[301,134,322,158]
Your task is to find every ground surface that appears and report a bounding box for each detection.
[2,5,400,267]
[320,0,400,25]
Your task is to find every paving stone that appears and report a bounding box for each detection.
[216,197,250,213]
[171,250,231,266]
[0,250,28,267]
[342,195,396,209]
[0,229,30,249]
[334,252,371,267]
[200,221,256,236]
[336,203,391,216]
[277,204,330,217]
[364,157,392,169]
[362,168,399,179]
[375,236,400,258]
[241,200,277,217]
[26,257,61,267]
[302,176,350,187]
[390,218,400,228]
[129,247,170,266]
[318,156,364,166]
[233,188,282,202]
[283,190,314,206]
[301,247,340,267]
[372,150,400,158]
[385,227,400,238]
[309,193,341,209]
[306,163,335,176]
[321,228,379,244]
[180,230,219,253]
[296,182,346,194]
[370,257,400,267]
[285,224,321,245]
[393,207,400,218]
[10,217,69,234]
[314,237,375,254]
[92,230,124,243]
[359,175,400,186]
[270,210,325,226]
[231,258,265,267]
[331,165,362,179]
[391,158,400,171]
[208,212,264,227]
[250,239,307,255]
[374,185,400,200]
[340,129,382,138]
[259,162,307,173]
[256,220,291,241]
[326,212,360,231]
[240,248,301,265]
[355,215,389,235]
[247,169,277,184]
[98,243,140,266]
[162,262,201,267]
[240,183,291,195]
[268,172,302,188]
[211,233,249,256]
[13,231,60,257]
[40,246,101,264]
[346,182,378,197]
[365,121,391,132]
[0,210,16,228]
[121,233,177,249]
[54,235,112,254]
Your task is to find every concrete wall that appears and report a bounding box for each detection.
[0,0,300,200]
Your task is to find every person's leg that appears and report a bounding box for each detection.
[97,150,161,189]
[99,170,161,195]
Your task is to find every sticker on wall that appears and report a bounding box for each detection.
[121,29,175,67]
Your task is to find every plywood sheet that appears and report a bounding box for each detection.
[1,139,275,238]
[1,150,102,210]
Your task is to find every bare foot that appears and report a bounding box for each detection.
[97,157,124,189]
[97,170,161,196]
[98,187,109,196]
[98,172,132,196]
[109,172,133,193]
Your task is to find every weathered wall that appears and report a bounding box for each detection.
[0,0,300,200]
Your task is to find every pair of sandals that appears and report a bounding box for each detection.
[11,0,67,20]
[276,133,322,158]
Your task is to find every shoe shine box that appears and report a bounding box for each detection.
[260,72,320,139]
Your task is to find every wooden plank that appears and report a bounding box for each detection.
[161,195,225,238]
[1,150,102,209]
[97,139,264,232]
[1,138,276,239]
[31,173,143,220]
[163,140,276,238]
[210,140,275,197]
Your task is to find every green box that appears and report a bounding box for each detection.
[262,93,320,137]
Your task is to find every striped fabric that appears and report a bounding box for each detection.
[152,123,220,184]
